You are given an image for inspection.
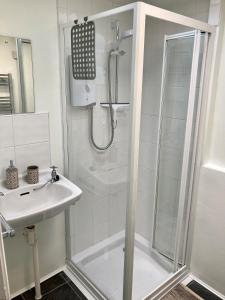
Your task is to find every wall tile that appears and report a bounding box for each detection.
[0,147,15,179]
[94,221,109,244]
[13,113,49,146]
[0,113,50,179]
[15,141,51,173]
[0,115,14,148]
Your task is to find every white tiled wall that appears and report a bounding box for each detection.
[0,112,51,180]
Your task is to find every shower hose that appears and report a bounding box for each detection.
[90,49,115,150]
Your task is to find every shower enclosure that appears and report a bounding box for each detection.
[60,2,215,299]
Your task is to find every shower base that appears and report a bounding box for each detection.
[71,232,171,300]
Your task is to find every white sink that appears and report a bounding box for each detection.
[0,170,82,228]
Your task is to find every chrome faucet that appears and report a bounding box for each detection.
[50,166,59,183]
[33,166,60,191]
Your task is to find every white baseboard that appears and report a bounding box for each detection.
[182,274,225,300]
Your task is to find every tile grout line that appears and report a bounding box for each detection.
[15,272,86,300]
[59,272,83,299]
[14,140,50,148]
[67,280,83,300]
[41,282,68,298]
[60,272,84,299]
[21,294,26,300]
[59,272,70,283]
[21,272,68,300]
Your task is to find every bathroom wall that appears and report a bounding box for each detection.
[0,0,63,171]
[191,165,225,295]
[147,0,210,21]
[0,0,65,295]
[0,113,50,179]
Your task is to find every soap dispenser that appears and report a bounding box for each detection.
[6,160,19,189]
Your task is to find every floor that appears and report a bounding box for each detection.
[12,271,223,300]
[12,272,87,300]
[162,284,202,300]
[187,281,223,300]
[74,243,170,300]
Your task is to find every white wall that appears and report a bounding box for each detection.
[0,0,64,171]
[190,2,225,295]
[0,0,65,295]
[147,0,210,21]
[191,165,225,295]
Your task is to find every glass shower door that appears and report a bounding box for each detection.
[153,33,196,261]
[65,9,133,300]
[153,31,206,267]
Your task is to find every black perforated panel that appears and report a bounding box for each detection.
[71,21,96,80]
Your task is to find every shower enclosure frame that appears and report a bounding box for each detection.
[59,2,216,299]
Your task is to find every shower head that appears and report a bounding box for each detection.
[110,49,126,56]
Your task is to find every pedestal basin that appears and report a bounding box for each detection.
[0,170,82,228]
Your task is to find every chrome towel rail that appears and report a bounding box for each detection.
[0,213,15,238]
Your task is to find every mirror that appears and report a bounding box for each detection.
[0,35,35,114]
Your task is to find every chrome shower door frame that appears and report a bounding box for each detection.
[60,2,216,300]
